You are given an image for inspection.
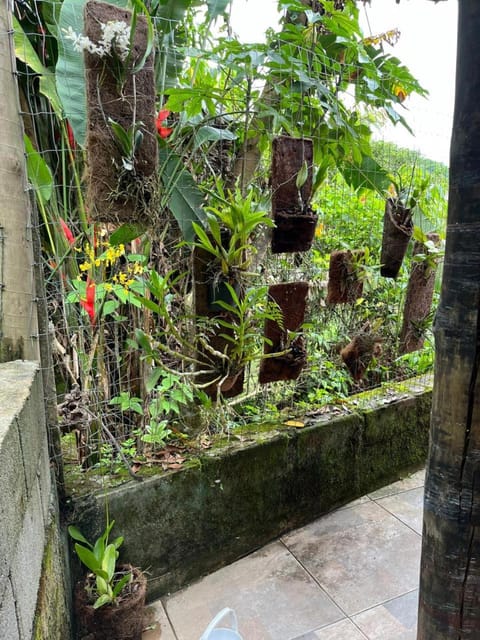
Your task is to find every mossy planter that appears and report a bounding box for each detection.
[66,376,432,600]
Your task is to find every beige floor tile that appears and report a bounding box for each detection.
[143,600,176,640]
[293,618,368,639]
[368,469,425,500]
[282,501,421,615]
[376,487,424,534]
[164,541,343,640]
[352,590,418,639]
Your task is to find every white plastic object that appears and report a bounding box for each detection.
[200,607,243,640]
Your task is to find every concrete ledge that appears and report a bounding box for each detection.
[0,361,69,639]
[69,376,432,601]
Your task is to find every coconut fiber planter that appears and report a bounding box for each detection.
[270,136,317,254]
[341,332,382,382]
[74,565,146,640]
[399,232,440,354]
[193,246,244,399]
[259,282,309,383]
[84,1,157,224]
[380,198,413,278]
[326,250,365,304]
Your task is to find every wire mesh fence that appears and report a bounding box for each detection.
[7,0,450,483]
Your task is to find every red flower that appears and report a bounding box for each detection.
[156,110,173,139]
[65,121,76,149]
[60,219,75,245]
[80,278,96,324]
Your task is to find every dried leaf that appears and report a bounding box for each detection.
[285,420,305,428]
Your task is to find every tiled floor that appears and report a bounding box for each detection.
[143,469,425,640]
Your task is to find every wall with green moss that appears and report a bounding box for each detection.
[70,376,432,601]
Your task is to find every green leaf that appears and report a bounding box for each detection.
[146,368,164,393]
[93,593,113,609]
[68,526,92,548]
[206,0,230,19]
[193,125,237,150]
[24,135,53,203]
[159,147,205,241]
[75,544,106,577]
[113,571,132,597]
[296,160,309,190]
[56,0,128,147]
[13,16,63,115]
[102,544,117,582]
[342,155,391,194]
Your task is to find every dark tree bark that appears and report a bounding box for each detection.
[417,2,480,638]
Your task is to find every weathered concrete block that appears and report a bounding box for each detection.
[0,578,20,640]
[10,476,46,639]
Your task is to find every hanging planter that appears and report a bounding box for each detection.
[271,209,318,254]
[326,249,365,304]
[84,1,158,224]
[380,197,413,278]
[270,136,317,254]
[340,332,383,381]
[259,282,309,384]
[399,232,441,354]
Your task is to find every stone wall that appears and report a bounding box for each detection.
[0,361,70,639]
[70,376,432,601]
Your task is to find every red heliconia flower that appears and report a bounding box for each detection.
[66,121,76,149]
[60,219,75,245]
[80,278,96,324]
[156,109,173,139]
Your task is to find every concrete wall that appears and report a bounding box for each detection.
[0,361,70,639]
[70,376,432,601]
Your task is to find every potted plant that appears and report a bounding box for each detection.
[270,135,318,253]
[69,518,147,640]
[380,166,429,278]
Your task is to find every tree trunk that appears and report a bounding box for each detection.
[417,2,480,637]
[0,2,39,362]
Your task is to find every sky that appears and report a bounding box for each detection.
[229,0,458,165]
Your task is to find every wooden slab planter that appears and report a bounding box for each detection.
[399,232,441,354]
[380,198,413,278]
[259,282,308,383]
[326,249,365,304]
[84,1,157,224]
[270,136,317,253]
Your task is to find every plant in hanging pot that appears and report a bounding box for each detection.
[189,186,274,311]
[69,519,147,640]
[270,135,318,254]
[380,166,429,279]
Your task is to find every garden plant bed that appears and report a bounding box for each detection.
[65,375,432,601]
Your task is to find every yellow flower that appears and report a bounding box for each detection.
[393,85,407,103]
[315,223,324,239]
[104,283,113,292]
[79,261,91,272]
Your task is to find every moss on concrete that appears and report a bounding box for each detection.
[65,376,433,600]
[32,512,71,640]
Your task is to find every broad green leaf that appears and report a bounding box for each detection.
[75,544,106,577]
[24,135,53,203]
[56,0,128,147]
[206,0,230,20]
[193,125,237,151]
[13,16,62,115]
[159,148,205,241]
[342,155,391,194]
[109,222,146,245]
